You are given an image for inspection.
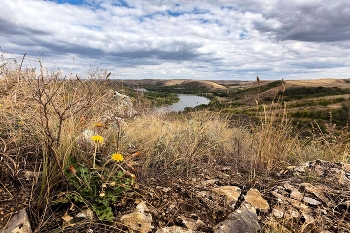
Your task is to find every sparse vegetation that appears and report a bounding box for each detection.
[1,56,349,232]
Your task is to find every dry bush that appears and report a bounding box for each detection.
[0,57,125,229]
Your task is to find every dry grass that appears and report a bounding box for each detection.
[286,78,350,88]
[1,56,349,231]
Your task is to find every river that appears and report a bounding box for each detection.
[156,94,210,113]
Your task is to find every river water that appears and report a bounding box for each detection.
[156,94,210,113]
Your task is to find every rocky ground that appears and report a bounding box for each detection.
[1,159,350,233]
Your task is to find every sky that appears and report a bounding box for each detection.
[1,0,350,80]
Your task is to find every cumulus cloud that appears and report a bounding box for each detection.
[0,0,350,80]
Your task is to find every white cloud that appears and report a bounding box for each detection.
[0,0,350,80]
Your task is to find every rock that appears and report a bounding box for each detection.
[214,204,261,233]
[303,197,322,206]
[300,183,334,207]
[289,198,309,212]
[2,208,32,233]
[271,191,287,203]
[272,207,284,219]
[290,190,303,201]
[244,189,269,212]
[120,201,153,233]
[284,208,300,219]
[283,183,303,201]
[333,168,350,186]
[176,216,206,231]
[201,179,217,187]
[288,199,314,223]
[342,162,350,173]
[76,208,94,219]
[155,226,194,233]
[300,211,314,223]
[23,171,42,181]
[212,186,241,206]
[197,191,209,198]
[113,91,137,117]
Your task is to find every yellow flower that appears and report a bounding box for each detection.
[94,123,103,127]
[91,135,103,143]
[18,121,25,125]
[111,153,124,162]
[99,192,105,197]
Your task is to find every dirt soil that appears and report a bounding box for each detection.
[1,159,350,233]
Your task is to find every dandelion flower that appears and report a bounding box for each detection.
[91,135,103,143]
[111,153,124,162]
[99,192,105,197]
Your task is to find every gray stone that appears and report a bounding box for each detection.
[2,208,32,233]
[213,204,261,233]
[300,183,334,207]
[303,197,322,206]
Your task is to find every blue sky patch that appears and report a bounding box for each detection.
[166,10,184,17]
[51,0,84,5]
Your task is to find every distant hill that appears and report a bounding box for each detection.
[163,80,227,90]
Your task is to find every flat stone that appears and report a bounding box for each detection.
[283,183,296,191]
[176,216,206,231]
[212,186,241,206]
[289,198,310,211]
[284,208,300,219]
[303,197,322,206]
[271,191,287,203]
[120,201,153,233]
[155,226,194,233]
[214,204,261,233]
[300,183,334,207]
[244,189,269,212]
[2,208,32,233]
[290,190,303,201]
[284,183,303,201]
[272,208,284,219]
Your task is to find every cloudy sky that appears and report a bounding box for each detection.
[1,0,350,80]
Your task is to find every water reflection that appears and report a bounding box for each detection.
[156,94,210,113]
